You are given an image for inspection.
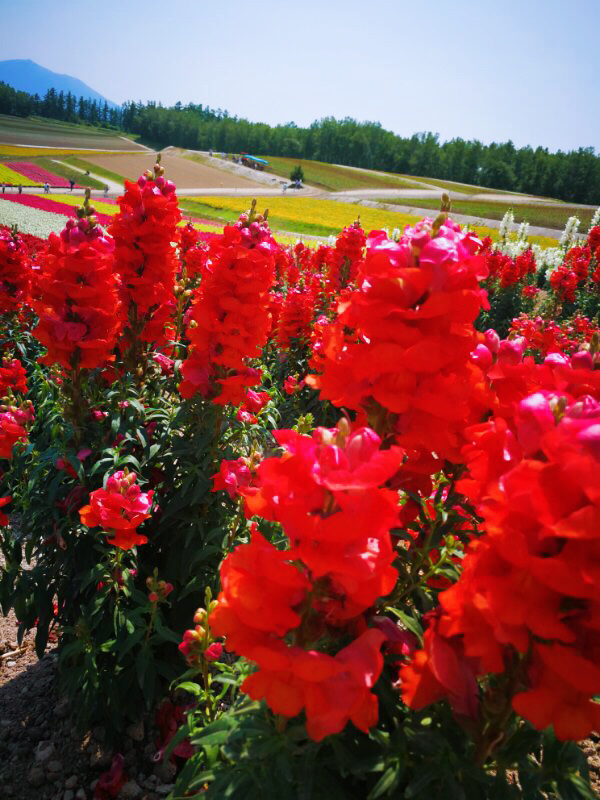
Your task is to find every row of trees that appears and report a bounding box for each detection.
[0,81,598,204]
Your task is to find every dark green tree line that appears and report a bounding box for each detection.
[0,81,598,203]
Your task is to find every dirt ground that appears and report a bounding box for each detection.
[82,153,264,189]
[0,606,180,800]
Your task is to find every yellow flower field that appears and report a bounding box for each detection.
[0,145,116,157]
[49,194,119,216]
[181,195,559,245]
[182,196,422,234]
[0,164,37,186]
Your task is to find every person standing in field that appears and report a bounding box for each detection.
[1,183,5,194]
[104,185,108,198]
[17,184,22,194]
[69,179,75,192]
[44,182,50,194]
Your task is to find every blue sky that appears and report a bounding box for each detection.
[1,0,598,152]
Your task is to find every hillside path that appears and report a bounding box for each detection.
[51,159,123,194]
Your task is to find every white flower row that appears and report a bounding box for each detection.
[0,200,66,238]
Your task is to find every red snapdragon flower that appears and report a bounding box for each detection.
[179,222,275,405]
[0,227,31,313]
[307,221,490,463]
[79,470,153,550]
[0,358,27,395]
[109,163,181,352]
[32,209,121,370]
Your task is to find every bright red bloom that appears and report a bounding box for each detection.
[0,227,31,313]
[0,401,34,459]
[277,286,314,350]
[399,621,478,718]
[0,358,27,395]
[179,225,275,405]
[588,225,600,252]
[284,375,301,394]
[109,164,181,352]
[0,496,11,526]
[204,642,223,662]
[32,212,121,370]
[209,529,310,652]
[242,389,270,413]
[326,222,366,291]
[241,628,386,741]
[402,393,600,741]
[79,470,153,550]
[307,222,490,462]
[549,265,578,303]
[210,421,401,740]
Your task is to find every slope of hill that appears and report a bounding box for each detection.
[0,60,116,107]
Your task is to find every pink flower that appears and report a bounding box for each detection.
[92,410,108,421]
[516,393,556,455]
[212,458,252,499]
[204,642,223,662]
[236,408,258,424]
[497,337,525,366]
[152,352,175,375]
[77,448,92,461]
[243,389,270,413]
[470,344,492,370]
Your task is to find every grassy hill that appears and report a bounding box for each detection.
[0,115,145,151]
[379,196,595,231]
[259,156,425,192]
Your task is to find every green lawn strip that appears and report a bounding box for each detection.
[400,175,500,195]
[36,157,105,189]
[378,197,595,231]
[184,153,211,167]
[260,156,424,192]
[180,199,338,237]
[63,156,126,186]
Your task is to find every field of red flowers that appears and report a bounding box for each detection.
[0,160,598,800]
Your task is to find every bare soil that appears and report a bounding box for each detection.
[82,153,265,189]
[0,607,178,800]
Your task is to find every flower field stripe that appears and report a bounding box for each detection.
[0,193,112,225]
[181,196,422,235]
[4,161,81,188]
[49,194,119,216]
[0,145,123,156]
[0,164,37,186]
[0,198,68,237]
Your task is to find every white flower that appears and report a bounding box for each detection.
[391,227,401,241]
[327,235,336,247]
[589,206,600,230]
[559,215,580,248]
[499,209,514,239]
[0,199,66,238]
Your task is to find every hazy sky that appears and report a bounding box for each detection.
[1,0,598,153]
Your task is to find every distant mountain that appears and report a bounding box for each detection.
[0,59,118,108]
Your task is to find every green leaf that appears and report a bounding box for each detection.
[368,765,401,799]
[175,681,202,696]
[117,628,145,661]
[153,618,181,645]
[565,773,597,800]
[405,770,436,798]
[387,608,423,642]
